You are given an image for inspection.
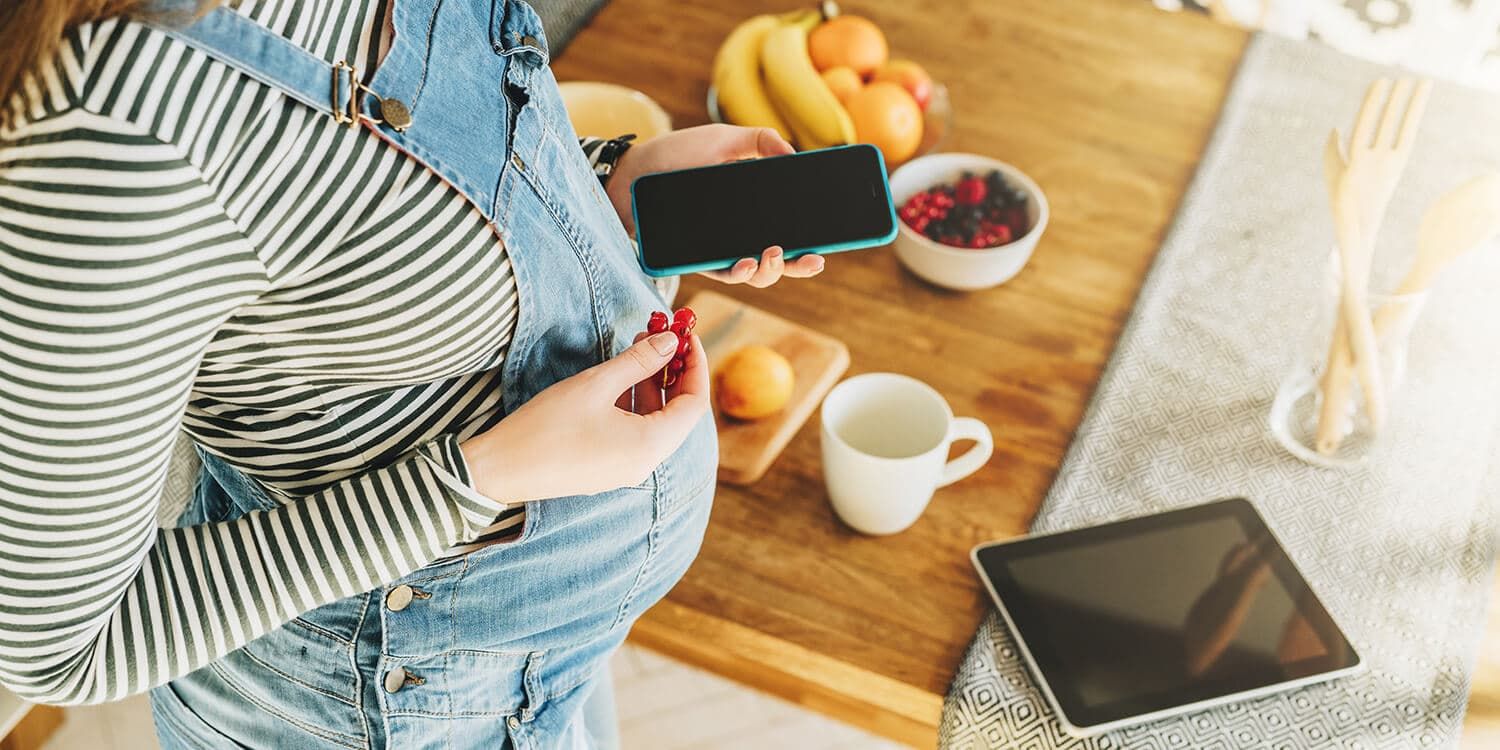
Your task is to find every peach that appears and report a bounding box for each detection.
[871,59,934,111]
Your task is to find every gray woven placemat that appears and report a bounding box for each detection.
[940,32,1500,749]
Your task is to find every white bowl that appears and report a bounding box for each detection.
[888,153,1048,291]
[558,82,672,142]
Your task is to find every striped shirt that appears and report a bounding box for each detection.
[0,0,610,705]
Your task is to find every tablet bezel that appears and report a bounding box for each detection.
[970,497,1363,737]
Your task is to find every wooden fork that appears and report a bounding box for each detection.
[1315,77,1432,455]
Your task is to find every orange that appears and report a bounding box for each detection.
[845,82,923,165]
[820,66,863,105]
[807,16,889,77]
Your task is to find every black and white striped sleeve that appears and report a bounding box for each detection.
[0,110,503,705]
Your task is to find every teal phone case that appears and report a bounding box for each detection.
[631,144,899,278]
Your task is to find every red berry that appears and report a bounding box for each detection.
[673,307,697,331]
[647,311,669,334]
[995,224,1013,244]
[674,333,692,358]
[899,206,919,223]
[911,216,930,233]
[955,177,987,206]
[668,358,685,373]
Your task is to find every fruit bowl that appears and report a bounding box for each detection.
[706,82,951,168]
[888,153,1049,291]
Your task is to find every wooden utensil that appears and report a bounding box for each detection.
[1316,172,1500,440]
[1315,78,1432,455]
[686,290,849,485]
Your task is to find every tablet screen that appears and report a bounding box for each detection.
[973,498,1360,731]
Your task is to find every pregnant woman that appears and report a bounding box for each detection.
[0,0,823,746]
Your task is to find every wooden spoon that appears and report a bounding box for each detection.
[1316,172,1500,450]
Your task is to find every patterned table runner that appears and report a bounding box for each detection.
[941,31,1500,749]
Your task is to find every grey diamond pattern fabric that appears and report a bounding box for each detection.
[940,32,1500,749]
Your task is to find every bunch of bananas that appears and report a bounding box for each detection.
[712,6,856,151]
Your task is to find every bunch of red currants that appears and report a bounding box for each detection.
[647,307,697,388]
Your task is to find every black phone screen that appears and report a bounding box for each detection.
[631,144,896,273]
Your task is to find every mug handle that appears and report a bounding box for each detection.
[937,417,994,488]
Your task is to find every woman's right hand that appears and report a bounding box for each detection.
[459,330,710,504]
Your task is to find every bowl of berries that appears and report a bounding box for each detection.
[888,153,1048,291]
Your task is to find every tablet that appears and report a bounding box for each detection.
[970,497,1362,737]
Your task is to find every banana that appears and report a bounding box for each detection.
[712,15,793,142]
[759,10,856,150]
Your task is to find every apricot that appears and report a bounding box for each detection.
[820,66,864,106]
[715,346,795,420]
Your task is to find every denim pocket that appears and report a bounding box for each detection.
[149,683,248,749]
[200,617,367,748]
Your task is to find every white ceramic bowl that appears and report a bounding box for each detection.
[888,153,1048,291]
[558,82,672,142]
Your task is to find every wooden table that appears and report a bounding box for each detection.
[553,1,1246,745]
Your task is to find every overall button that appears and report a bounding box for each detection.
[507,716,521,730]
[386,585,414,612]
[384,668,408,694]
[385,584,430,612]
[379,98,412,131]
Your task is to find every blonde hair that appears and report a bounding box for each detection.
[0,0,215,126]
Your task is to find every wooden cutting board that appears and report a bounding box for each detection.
[685,290,850,485]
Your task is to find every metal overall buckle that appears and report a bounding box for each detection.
[331,60,413,132]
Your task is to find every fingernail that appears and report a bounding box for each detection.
[811,256,825,270]
[648,332,677,355]
[769,247,783,260]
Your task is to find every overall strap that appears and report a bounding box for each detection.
[154,7,412,132]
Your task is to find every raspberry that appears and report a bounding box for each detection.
[955,177,987,206]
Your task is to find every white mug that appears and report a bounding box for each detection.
[820,373,994,535]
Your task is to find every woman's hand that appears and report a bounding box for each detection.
[459,330,710,504]
[604,124,826,287]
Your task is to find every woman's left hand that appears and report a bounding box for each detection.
[604,124,827,288]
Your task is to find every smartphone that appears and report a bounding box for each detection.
[630,144,898,277]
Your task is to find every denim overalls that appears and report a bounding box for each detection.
[144,2,718,747]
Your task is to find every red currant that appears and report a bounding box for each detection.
[673,307,697,330]
[647,311,669,334]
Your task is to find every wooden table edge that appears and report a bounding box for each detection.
[630,600,944,747]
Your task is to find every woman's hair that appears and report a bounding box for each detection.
[0,0,214,126]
